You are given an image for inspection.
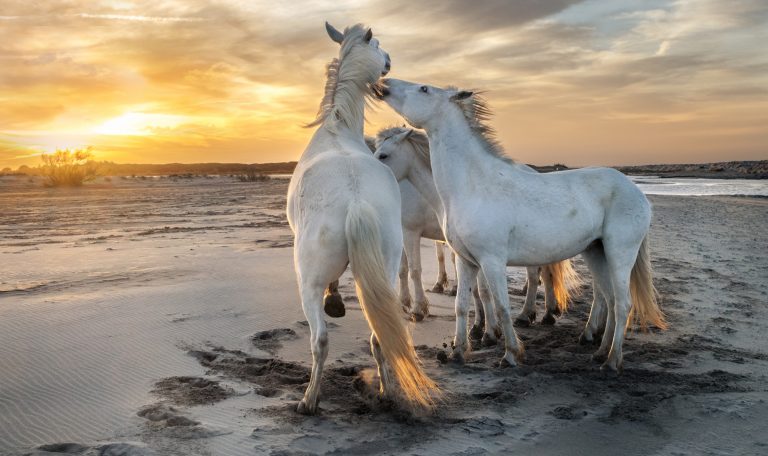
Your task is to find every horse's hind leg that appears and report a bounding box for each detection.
[323,280,345,318]
[541,267,558,325]
[601,238,643,372]
[404,230,429,321]
[580,244,613,351]
[430,241,450,293]
[297,281,330,414]
[295,240,347,414]
[515,267,540,327]
[398,249,411,312]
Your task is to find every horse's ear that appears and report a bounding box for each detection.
[325,22,344,44]
[396,129,413,142]
[364,28,373,42]
[450,91,474,102]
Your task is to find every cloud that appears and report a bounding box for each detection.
[1,0,766,168]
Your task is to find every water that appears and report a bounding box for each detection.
[630,176,768,197]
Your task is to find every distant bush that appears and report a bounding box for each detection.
[236,170,270,182]
[40,147,100,187]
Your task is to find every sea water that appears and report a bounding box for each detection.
[630,176,767,197]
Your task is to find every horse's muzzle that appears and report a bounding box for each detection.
[372,81,390,99]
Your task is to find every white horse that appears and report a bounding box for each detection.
[286,25,437,415]
[362,137,458,317]
[380,79,667,372]
[374,126,580,340]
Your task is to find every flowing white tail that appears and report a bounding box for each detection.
[346,201,439,411]
[629,236,667,330]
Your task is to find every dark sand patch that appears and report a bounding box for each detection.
[251,328,300,354]
[150,376,233,406]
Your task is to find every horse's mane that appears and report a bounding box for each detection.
[448,87,516,165]
[376,126,431,167]
[307,24,383,133]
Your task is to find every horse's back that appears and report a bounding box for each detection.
[288,146,401,241]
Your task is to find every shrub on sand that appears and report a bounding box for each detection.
[40,148,100,187]
[236,170,270,182]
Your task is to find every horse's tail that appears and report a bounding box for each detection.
[628,235,668,331]
[547,259,581,313]
[345,201,439,412]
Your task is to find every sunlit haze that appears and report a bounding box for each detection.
[1,0,766,169]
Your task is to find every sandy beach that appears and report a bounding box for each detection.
[1,175,767,456]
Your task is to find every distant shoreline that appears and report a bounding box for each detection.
[3,160,765,180]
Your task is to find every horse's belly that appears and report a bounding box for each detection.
[505,223,598,266]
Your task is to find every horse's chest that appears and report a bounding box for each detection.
[442,224,476,263]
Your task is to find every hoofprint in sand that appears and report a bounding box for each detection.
[1,176,767,456]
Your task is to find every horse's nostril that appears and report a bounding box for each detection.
[381,87,390,97]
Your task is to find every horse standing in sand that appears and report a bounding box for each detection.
[286,25,437,415]
[380,79,667,371]
[374,127,580,343]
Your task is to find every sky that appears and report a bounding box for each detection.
[1,0,766,169]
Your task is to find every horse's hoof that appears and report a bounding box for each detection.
[499,352,517,368]
[323,293,345,318]
[296,399,317,415]
[552,307,563,317]
[410,312,426,322]
[429,283,444,294]
[599,360,623,374]
[469,324,484,341]
[578,332,592,345]
[448,286,458,296]
[541,313,556,326]
[513,316,532,327]
[481,333,498,347]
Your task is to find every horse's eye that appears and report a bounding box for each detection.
[379,154,389,160]
[420,86,428,93]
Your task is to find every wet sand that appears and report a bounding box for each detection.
[1,175,766,455]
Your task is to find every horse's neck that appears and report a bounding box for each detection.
[407,158,444,218]
[330,87,367,137]
[427,113,500,205]
[301,104,368,162]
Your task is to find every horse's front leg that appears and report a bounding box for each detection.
[478,271,500,346]
[481,259,525,367]
[452,256,479,363]
[448,250,458,296]
[430,241,450,293]
[514,267,540,327]
[404,230,429,321]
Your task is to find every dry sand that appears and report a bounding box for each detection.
[1,175,766,456]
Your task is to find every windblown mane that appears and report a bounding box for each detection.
[306,24,383,133]
[376,126,431,167]
[449,88,516,165]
